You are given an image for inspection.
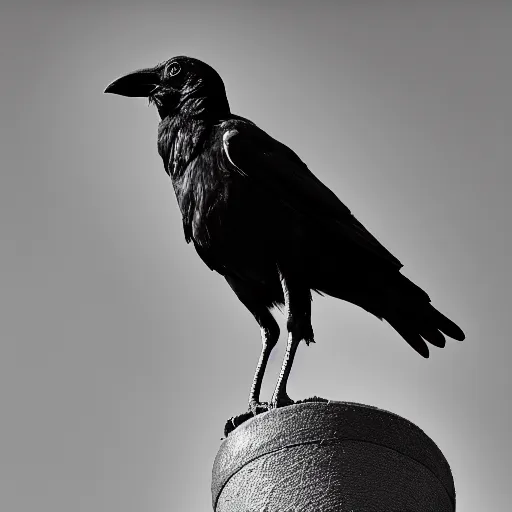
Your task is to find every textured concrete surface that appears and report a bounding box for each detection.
[212,401,455,511]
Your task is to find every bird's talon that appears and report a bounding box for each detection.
[248,401,269,415]
[270,394,295,409]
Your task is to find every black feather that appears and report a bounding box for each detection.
[421,328,446,348]
[387,320,430,358]
[433,308,466,341]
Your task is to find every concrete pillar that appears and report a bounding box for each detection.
[212,401,455,511]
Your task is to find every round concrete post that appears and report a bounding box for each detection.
[212,401,455,511]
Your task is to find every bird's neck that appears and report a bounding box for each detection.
[180,94,230,119]
[157,115,213,177]
[156,89,230,121]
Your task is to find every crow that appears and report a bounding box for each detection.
[105,56,464,410]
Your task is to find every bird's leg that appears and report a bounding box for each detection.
[270,332,300,408]
[222,276,281,415]
[248,320,279,414]
[271,272,313,409]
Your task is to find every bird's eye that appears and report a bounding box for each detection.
[167,62,181,77]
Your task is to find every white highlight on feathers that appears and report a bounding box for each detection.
[222,130,247,176]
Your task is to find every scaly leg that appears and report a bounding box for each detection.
[248,317,279,413]
[271,271,313,408]
[223,275,281,413]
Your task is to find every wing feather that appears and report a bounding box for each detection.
[222,123,402,268]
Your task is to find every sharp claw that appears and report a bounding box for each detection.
[270,394,295,409]
[248,400,269,415]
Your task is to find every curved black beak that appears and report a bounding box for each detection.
[104,67,161,97]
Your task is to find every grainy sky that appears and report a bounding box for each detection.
[1,1,510,511]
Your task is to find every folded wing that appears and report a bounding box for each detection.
[222,123,402,269]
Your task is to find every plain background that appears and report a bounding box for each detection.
[1,1,510,510]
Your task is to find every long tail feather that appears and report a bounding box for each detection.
[433,307,465,341]
[381,274,464,356]
[420,328,446,348]
[387,319,430,358]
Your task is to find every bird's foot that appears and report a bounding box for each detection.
[248,400,269,416]
[224,412,253,437]
[269,392,295,409]
[223,402,270,437]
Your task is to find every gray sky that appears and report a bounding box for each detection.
[1,1,510,510]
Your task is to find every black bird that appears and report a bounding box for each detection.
[105,56,464,410]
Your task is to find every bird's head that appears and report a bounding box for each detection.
[105,56,230,119]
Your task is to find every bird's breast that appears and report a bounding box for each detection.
[163,122,285,279]
[171,149,235,243]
